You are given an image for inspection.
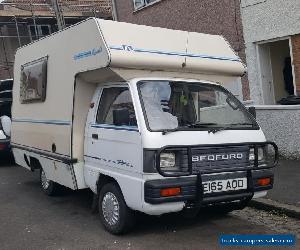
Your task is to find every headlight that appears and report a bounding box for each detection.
[249,147,265,162]
[160,153,176,170]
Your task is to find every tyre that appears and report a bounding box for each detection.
[98,182,135,235]
[40,168,61,196]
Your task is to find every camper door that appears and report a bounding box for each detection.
[84,84,142,179]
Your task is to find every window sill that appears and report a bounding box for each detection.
[133,0,162,13]
[254,105,300,110]
[243,101,300,110]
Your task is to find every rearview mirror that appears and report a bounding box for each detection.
[226,97,239,110]
[248,106,256,118]
[0,115,11,137]
[113,108,130,126]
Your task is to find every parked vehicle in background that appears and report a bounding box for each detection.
[11,18,278,234]
[0,79,13,158]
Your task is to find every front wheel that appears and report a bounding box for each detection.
[40,168,61,196]
[99,183,135,235]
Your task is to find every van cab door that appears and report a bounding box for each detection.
[84,84,142,192]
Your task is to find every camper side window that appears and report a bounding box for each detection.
[20,57,48,103]
[96,87,137,127]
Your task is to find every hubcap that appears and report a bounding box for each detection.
[102,192,120,226]
[41,169,50,190]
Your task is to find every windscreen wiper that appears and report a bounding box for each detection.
[186,122,218,128]
[162,122,218,135]
[208,123,254,134]
[162,122,254,135]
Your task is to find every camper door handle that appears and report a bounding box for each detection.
[92,133,99,140]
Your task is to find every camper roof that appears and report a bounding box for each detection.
[16,18,245,77]
[97,19,245,76]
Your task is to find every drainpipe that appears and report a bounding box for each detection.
[111,0,118,21]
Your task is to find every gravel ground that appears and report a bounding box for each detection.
[232,207,300,239]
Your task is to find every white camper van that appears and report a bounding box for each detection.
[11,18,278,234]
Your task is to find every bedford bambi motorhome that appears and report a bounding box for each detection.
[11,18,278,234]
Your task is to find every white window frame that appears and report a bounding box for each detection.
[255,36,296,105]
[133,0,145,10]
[133,0,161,11]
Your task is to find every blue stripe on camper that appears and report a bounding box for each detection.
[91,124,139,132]
[13,118,71,126]
[109,45,241,62]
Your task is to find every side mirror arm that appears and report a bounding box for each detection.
[248,106,256,119]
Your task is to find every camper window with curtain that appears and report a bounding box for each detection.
[20,57,48,104]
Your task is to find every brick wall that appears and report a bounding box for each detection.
[291,34,300,95]
[115,0,250,100]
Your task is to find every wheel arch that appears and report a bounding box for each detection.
[92,174,122,212]
[93,171,143,212]
[29,155,42,171]
[96,174,120,193]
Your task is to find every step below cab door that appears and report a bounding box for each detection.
[84,84,143,194]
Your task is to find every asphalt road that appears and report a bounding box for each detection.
[0,158,298,250]
[266,160,300,206]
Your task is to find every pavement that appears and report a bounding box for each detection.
[0,159,299,250]
[250,160,300,219]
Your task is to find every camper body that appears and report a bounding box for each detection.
[11,18,278,234]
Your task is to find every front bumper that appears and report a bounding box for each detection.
[144,169,273,204]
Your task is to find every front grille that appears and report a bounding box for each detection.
[156,142,277,177]
[191,146,250,173]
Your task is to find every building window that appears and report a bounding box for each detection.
[28,25,51,41]
[133,0,160,10]
[20,56,48,104]
[257,39,295,105]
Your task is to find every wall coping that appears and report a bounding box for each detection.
[253,105,300,110]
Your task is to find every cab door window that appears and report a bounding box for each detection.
[96,87,137,126]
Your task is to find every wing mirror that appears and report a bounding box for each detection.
[248,106,256,118]
[113,108,130,126]
[0,115,12,137]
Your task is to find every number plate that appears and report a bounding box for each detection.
[202,178,247,194]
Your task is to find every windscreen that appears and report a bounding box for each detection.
[138,80,257,132]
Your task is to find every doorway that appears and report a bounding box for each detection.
[257,38,295,105]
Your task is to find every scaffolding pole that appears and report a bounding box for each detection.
[0,29,12,78]
[13,16,22,47]
[51,0,66,30]
[30,0,39,40]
